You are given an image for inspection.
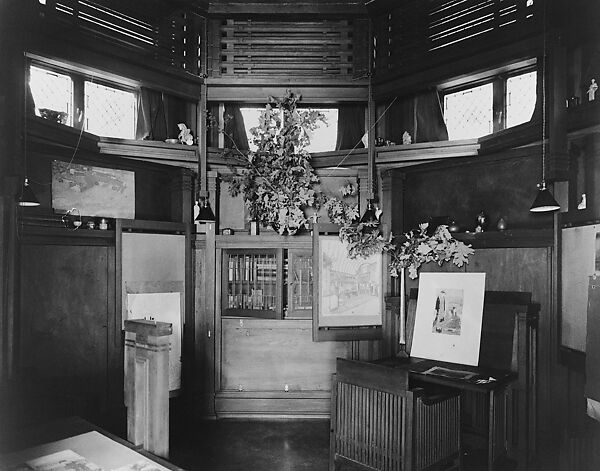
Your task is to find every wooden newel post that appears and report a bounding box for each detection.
[124,319,172,458]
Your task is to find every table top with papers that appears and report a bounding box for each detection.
[0,417,183,471]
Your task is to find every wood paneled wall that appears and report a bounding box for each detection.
[13,237,120,428]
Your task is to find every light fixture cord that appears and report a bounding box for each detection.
[541,0,547,186]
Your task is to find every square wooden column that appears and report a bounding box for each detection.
[124,319,172,458]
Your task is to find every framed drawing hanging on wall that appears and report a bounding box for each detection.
[312,224,384,342]
[411,272,486,366]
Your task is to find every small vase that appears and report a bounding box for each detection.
[476,211,489,231]
[496,217,507,231]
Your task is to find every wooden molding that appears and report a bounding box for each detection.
[453,229,554,249]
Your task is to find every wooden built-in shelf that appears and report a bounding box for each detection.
[453,228,554,248]
[311,139,480,169]
[98,138,198,170]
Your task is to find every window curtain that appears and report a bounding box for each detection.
[26,83,36,116]
[136,88,190,142]
[415,89,449,142]
[223,103,249,151]
[336,104,366,150]
[136,88,167,140]
[383,89,448,144]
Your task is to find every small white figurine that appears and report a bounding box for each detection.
[578,193,587,210]
[588,79,598,102]
[178,123,194,145]
[402,131,412,145]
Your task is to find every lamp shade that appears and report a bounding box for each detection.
[360,200,379,224]
[195,198,215,222]
[530,184,560,213]
[17,178,40,207]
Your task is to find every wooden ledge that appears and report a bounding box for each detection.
[453,228,554,248]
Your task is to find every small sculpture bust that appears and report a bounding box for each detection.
[588,79,598,102]
[402,131,412,145]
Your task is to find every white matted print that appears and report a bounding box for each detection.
[411,272,486,366]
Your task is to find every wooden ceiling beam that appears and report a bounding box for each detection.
[208,1,367,16]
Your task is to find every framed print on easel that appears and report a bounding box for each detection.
[410,272,486,366]
[312,224,384,342]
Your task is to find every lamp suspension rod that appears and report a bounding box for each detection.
[366,21,376,201]
[198,15,209,200]
[541,1,547,184]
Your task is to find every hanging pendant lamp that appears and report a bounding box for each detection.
[17,177,40,207]
[529,0,559,213]
[360,51,380,227]
[195,197,215,222]
[530,182,560,212]
[195,18,216,226]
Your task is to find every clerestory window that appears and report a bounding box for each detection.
[28,62,137,139]
[443,69,537,140]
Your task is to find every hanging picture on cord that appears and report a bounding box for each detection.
[411,272,486,366]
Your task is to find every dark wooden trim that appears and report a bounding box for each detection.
[114,219,123,350]
[215,234,312,250]
[311,140,480,169]
[118,219,188,234]
[214,390,332,418]
[206,82,368,103]
[183,223,194,401]
[559,210,600,228]
[208,3,368,17]
[20,225,114,246]
[559,347,586,373]
[453,229,554,249]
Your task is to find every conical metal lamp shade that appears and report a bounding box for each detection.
[195,199,215,222]
[530,184,560,212]
[18,178,40,207]
[360,206,378,224]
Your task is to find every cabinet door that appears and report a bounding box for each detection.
[285,249,313,319]
[222,248,283,319]
[19,243,116,420]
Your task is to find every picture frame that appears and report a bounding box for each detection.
[410,272,486,366]
[312,224,383,342]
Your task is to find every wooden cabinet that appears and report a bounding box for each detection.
[222,249,283,318]
[221,246,313,319]
[285,249,313,319]
[209,235,352,417]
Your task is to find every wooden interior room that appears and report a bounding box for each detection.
[1,0,599,470]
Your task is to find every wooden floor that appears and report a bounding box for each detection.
[169,418,330,471]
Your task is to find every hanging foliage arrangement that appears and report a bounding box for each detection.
[389,223,474,279]
[224,90,327,235]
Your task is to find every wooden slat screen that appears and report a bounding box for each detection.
[334,381,405,471]
[428,0,536,51]
[413,393,461,470]
[372,0,540,79]
[42,0,202,74]
[215,19,363,79]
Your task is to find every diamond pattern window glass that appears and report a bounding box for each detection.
[84,82,136,139]
[444,83,493,140]
[29,65,73,125]
[506,71,537,128]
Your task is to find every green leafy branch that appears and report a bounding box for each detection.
[389,223,474,279]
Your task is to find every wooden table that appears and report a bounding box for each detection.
[0,417,184,471]
[375,357,518,471]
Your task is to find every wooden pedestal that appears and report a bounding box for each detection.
[124,319,172,458]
